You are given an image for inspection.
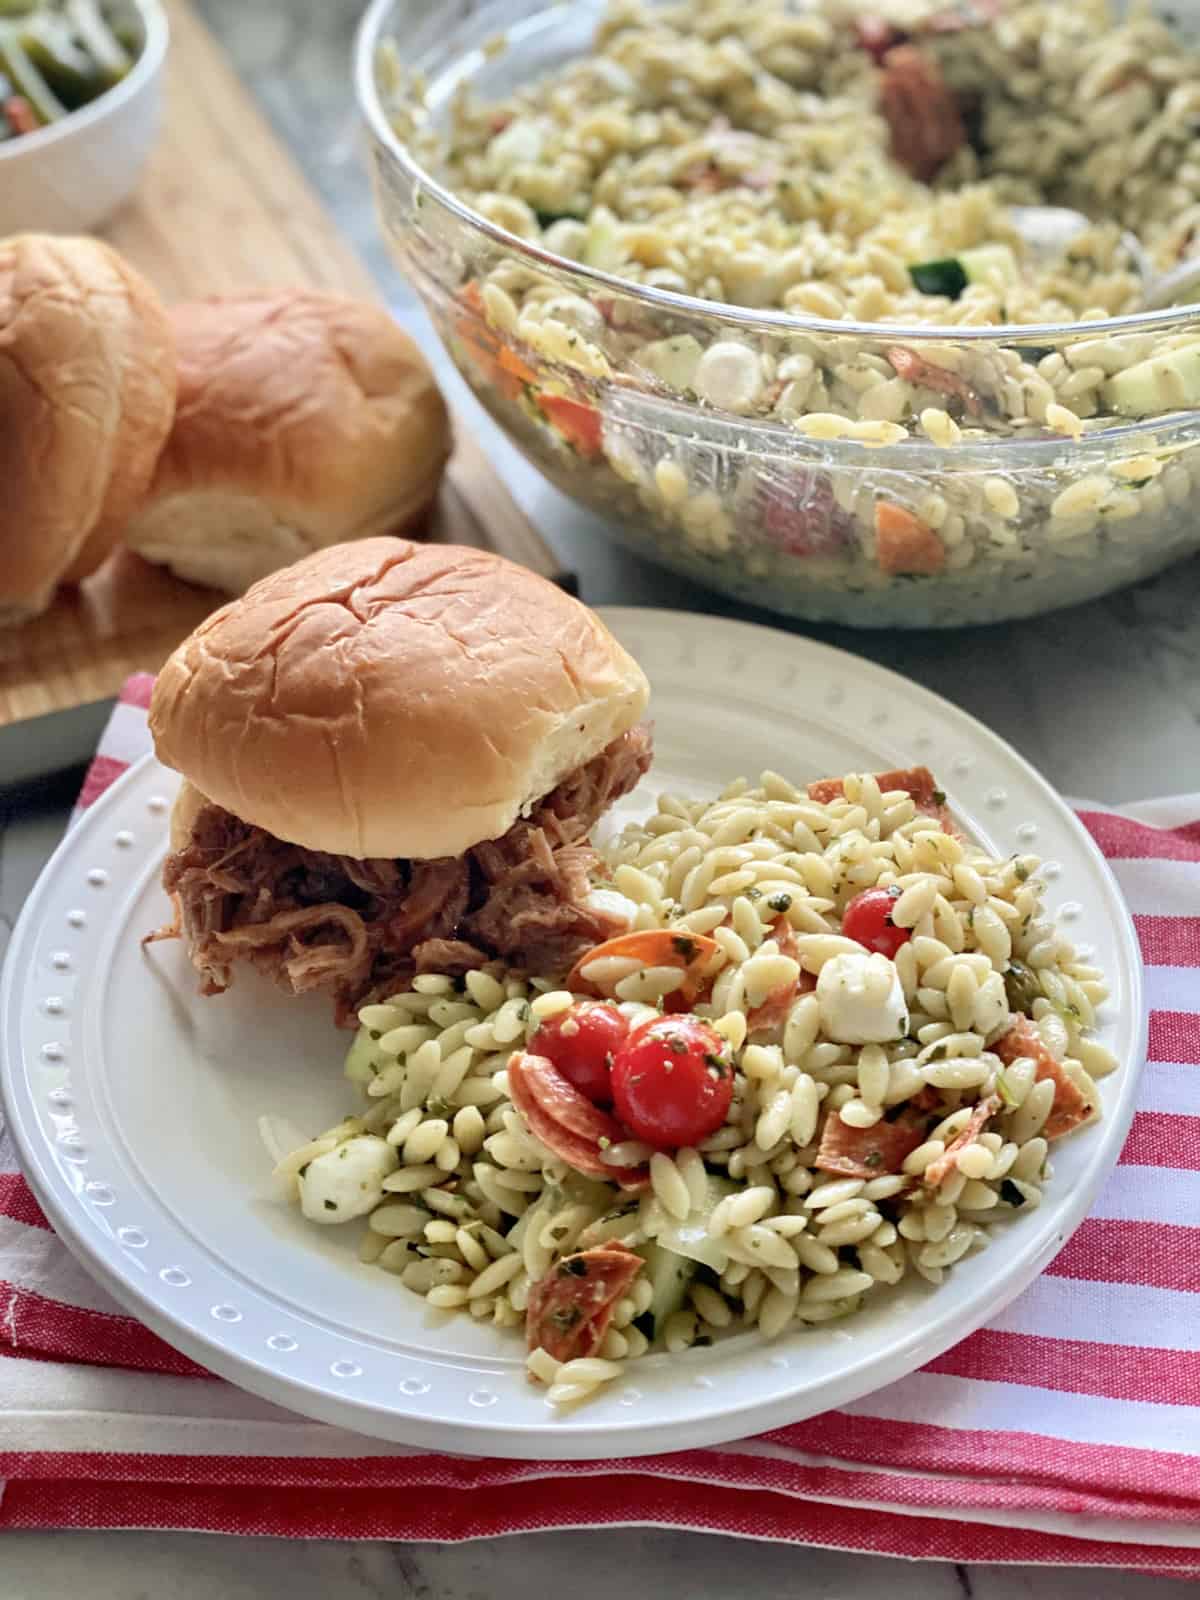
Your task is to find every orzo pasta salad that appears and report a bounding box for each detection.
[374,0,1200,626]
[263,764,1116,1409]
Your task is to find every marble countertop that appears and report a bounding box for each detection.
[4,0,1200,1594]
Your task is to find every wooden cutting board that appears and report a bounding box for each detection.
[0,0,564,729]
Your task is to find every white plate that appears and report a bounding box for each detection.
[0,608,1145,1459]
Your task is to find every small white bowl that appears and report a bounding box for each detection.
[0,0,168,235]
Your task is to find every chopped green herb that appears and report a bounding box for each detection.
[1000,1178,1025,1207]
[562,1255,589,1277]
[767,892,792,913]
[932,789,947,807]
[323,1199,337,1211]
[864,1150,884,1169]
[672,935,698,958]
[745,887,763,901]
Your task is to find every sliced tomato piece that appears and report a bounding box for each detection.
[993,1015,1095,1141]
[454,282,539,401]
[507,1052,648,1184]
[526,1242,644,1363]
[537,393,603,458]
[815,1102,930,1179]
[874,501,947,577]
[923,1093,1002,1186]
[564,928,721,1009]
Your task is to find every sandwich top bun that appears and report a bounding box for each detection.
[150,537,649,861]
[123,291,452,596]
[0,234,176,624]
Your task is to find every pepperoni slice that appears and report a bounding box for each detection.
[815,1102,930,1179]
[526,1242,644,1363]
[993,1015,1095,1141]
[745,917,816,1037]
[806,765,954,832]
[507,1052,648,1185]
[885,346,983,417]
[923,1094,1002,1186]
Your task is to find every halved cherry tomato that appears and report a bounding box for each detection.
[531,1001,628,1106]
[565,928,721,1010]
[610,1016,734,1151]
[507,1052,646,1185]
[842,885,912,959]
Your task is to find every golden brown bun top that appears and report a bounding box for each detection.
[0,234,176,621]
[150,537,649,860]
[129,291,449,553]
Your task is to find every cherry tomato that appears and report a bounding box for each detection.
[609,1016,734,1151]
[532,1002,628,1106]
[842,885,911,959]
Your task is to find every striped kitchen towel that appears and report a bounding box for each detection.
[2,674,1198,1576]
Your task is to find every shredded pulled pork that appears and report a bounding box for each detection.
[154,726,653,1024]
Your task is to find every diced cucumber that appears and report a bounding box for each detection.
[908,258,967,298]
[652,1174,738,1274]
[1104,341,1200,417]
[959,243,1018,287]
[909,245,1017,300]
[636,1240,696,1342]
[343,1026,381,1087]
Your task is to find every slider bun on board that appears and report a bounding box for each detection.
[0,233,175,623]
[124,291,452,595]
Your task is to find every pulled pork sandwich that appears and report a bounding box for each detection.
[147,536,652,1022]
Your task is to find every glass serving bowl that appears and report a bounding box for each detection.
[354,0,1200,628]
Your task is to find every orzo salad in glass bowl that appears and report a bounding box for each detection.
[356,0,1200,627]
[263,764,1116,1410]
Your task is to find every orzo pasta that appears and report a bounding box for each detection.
[265,763,1115,1408]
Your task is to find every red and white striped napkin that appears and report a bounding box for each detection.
[3,674,1199,1574]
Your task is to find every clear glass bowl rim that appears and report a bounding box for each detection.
[354,0,1200,349]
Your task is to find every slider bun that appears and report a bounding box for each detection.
[150,536,649,860]
[0,234,175,623]
[123,291,451,594]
